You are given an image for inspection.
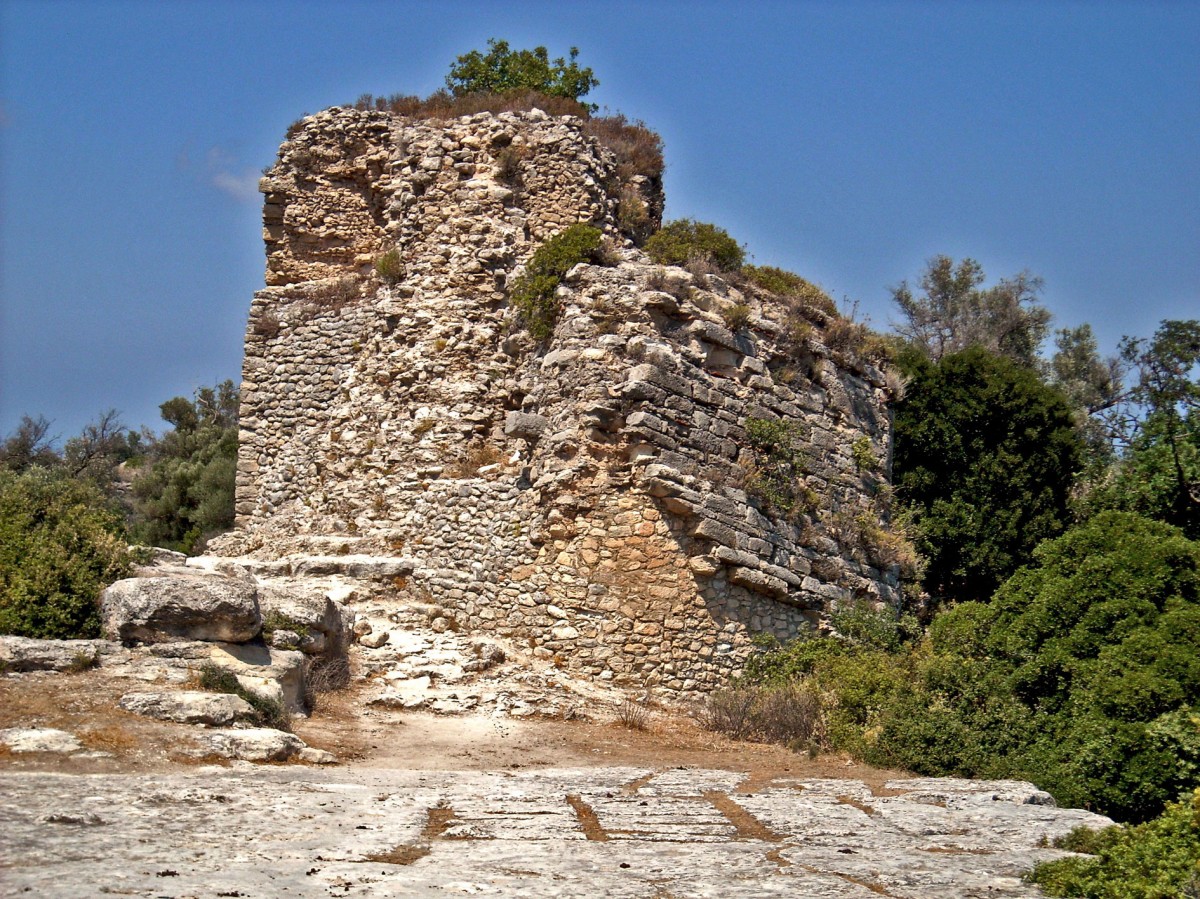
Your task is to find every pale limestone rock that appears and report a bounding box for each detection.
[101,574,260,644]
[118,691,255,726]
[205,643,306,713]
[0,637,114,673]
[200,727,307,762]
[0,727,82,753]
[359,630,389,648]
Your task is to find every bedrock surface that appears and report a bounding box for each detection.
[1,767,1109,898]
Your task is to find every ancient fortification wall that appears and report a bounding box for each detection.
[210,106,902,692]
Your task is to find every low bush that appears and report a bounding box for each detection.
[742,417,814,520]
[374,248,404,284]
[703,682,826,749]
[742,265,837,314]
[720,303,752,331]
[0,467,131,639]
[1030,789,1200,898]
[723,514,1200,823]
[197,662,290,730]
[645,219,744,272]
[510,223,605,339]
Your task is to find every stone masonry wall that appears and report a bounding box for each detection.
[211,106,902,692]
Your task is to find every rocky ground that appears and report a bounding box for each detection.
[0,557,1114,897]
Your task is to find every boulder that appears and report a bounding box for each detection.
[118,691,255,726]
[257,583,352,657]
[0,637,116,673]
[200,727,307,762]
[205,643,306,713]
[101,573,261,645]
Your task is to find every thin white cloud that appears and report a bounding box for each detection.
[174,142,261,202]
[210,169,261,202]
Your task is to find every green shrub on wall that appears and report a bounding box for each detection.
[510,223,605,340]
[645,219,744,272]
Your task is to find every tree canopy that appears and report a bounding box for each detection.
[131,380,239,554]
[445,39,599,109]
[891,255,1051,368]
[893,347,1084,605]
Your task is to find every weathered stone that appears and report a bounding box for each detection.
[196,107,904,695]
[118,691,255,726]
[0,768,1114,897]
[0,637,114,673]
[205,643,306,713]
[0,727,83,753]
[101,574,260,645]
[199,727,308,762]
[504,411,549,440]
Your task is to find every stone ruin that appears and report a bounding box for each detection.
[208,105,904,693]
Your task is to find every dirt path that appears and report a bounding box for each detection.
[1,667,906,793]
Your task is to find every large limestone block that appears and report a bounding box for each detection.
[101,574,261,645]
[118,691,256,726]
[206,643,306,713]
[200,727,307,762]
[257,583,350,656]
[0,637,117,673]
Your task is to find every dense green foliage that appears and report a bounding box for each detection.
[0,467,131,638]
[893,347,1084,605]
[644,219,745,272]
[510,224,605,340]
[130,381,239,554]
[445,39,599,109]
[0,381,240,638]
[734,513,1200,823]
[1031,789,1200,898]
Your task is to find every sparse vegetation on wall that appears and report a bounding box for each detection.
[510,223,605,340]
[644,219,744,272]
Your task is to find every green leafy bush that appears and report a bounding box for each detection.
[445,39,599,108]
[644,219,744,272]
[131,381,239,554]
[197,662,290,730]
[723,515,1200,822]
[1030,789,1200,898]
[374,248,404,284]
[0,467,131,638]
[742,417,814,519]
[510,224,605,340]
[742,265,837,314]
[893,347,1085,605]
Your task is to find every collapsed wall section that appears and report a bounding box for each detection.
[212,107,903,691]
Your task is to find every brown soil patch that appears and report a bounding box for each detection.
[705,790,785,842]
[566,794,609,841]
[2,665,910,792]
[836,794,877,816]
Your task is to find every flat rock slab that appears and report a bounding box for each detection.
[0,768,1111,897]
[0,636,115,672]
[118,691,255,726]
[0,727,84,754]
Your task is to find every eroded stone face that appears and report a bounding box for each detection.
[100,574,261,645]
[0,767,1112,897]
[211,107,902,693]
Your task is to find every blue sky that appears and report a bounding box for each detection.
[2,0,1197,441]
